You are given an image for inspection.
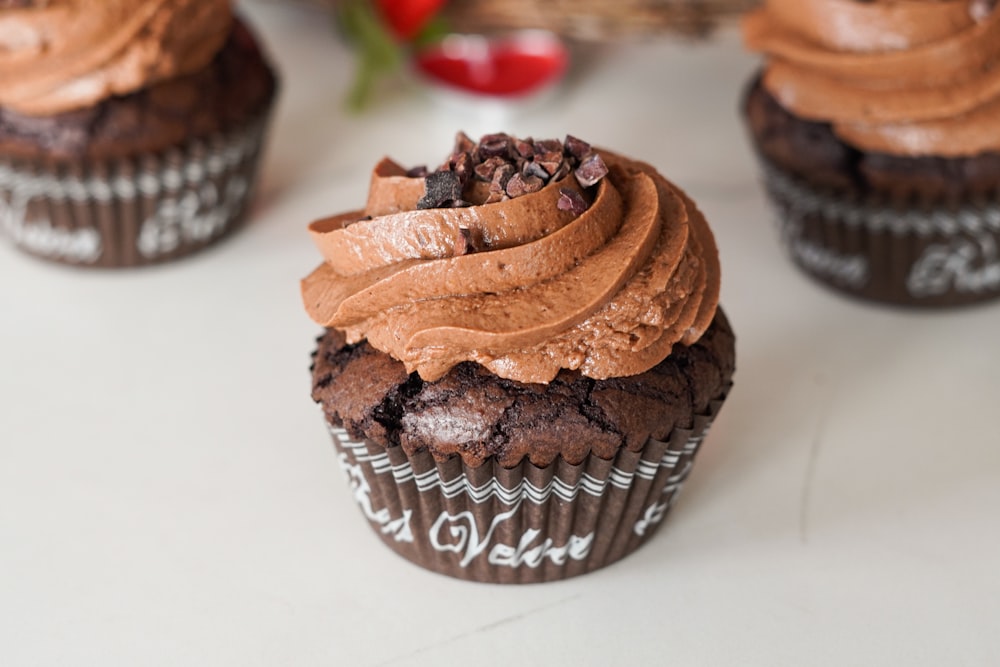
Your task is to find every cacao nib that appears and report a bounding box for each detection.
[535,138,562,154]
[474,156,508,182]
[505,173,544,197]
[550,161,571,182]
[564,135,591,160]
[575,153,609,188]
[453,131,475,154]
[414,131,604,208]
[557,188,590,216]
[522,160,550,180]
[450,151,474,183]
[478,133,512,160]
[536,152,565,178]
[514,138,536,160]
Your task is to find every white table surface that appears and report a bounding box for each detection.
[3,3,999,665]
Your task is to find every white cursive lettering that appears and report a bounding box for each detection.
[781,218,868,288]
[137,176,248,258]
[430,506,593,569]
[337,454,413,543]
[1,194,102,263]
[907,234,1000,297]
[633,501,670,537]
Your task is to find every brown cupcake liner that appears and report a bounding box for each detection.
[0,107,273,268]
[758,159,1000,307]
[326,387,730,584]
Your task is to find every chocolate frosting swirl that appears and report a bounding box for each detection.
[744,0,1000,157]
[0,0,232,116]
[301,136,720,385]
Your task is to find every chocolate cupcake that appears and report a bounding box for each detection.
[303,132,735,583]
[0,1,277,268]
[742,1,1000,307]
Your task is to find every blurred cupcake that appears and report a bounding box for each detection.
[742,0,1000,307]
[0,1,278,268]
[303,132,735,583]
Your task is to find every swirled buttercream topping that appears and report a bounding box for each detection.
[744,0,1000,156]
[0,0,232,116]
[302,132,720,384]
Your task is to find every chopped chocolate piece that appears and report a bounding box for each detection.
[454,228,470,255]
[575,153,609,188]
[417,171,463,209]
[478,133,512,160]
[535,138,563,155]
[453,131,475,154]
[550,161,571,182]
[474,156,508,182]
[505,173,544,198]
[490,163,514,190]
[420,131,601,204]
[450,151,474,184]
[406,165,429,178]
[522,160,551,180]
[564,135,591,160]
[486,164,514,203]
[484,190,507,204]
[453,227,476,255]
[536,152,565,178]
[557,188,589,215]
[514,138,536,160]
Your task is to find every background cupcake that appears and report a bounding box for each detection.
[0,0,278,268]
[742,0,1000,307]
[303,132,735,583]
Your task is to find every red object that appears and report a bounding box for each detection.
[413,32,569,97]
[376,0,446,40]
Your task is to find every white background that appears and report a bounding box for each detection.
[2,2,999,665]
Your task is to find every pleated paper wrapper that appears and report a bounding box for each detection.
[759,158,1000,307]
[0,107,273,269]
[328,389,729,584]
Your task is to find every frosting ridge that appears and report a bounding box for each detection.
[744,0,1000,157]
[302,134,720,384]
[0,0,232,116]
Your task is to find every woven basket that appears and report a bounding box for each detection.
[444,0,760,40]
[292,0,760,40]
